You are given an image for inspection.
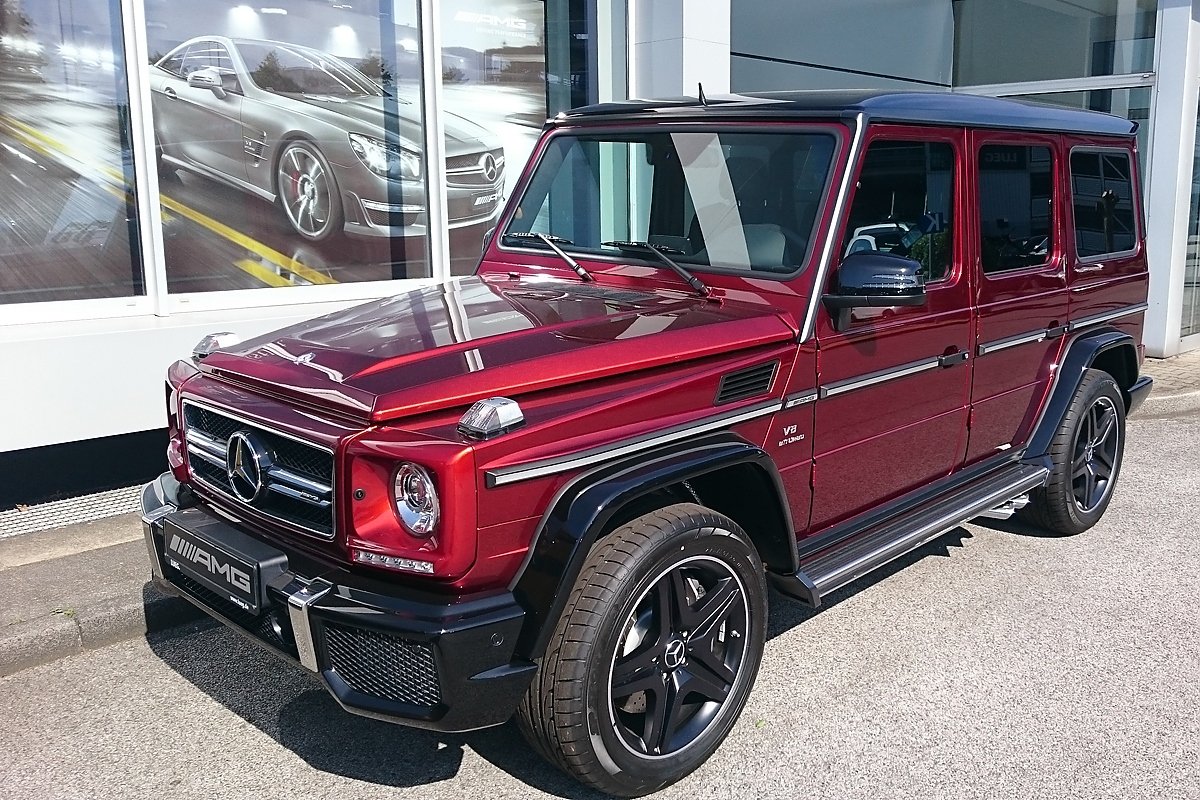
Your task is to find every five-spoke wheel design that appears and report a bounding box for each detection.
[1021,368,1126,535]
[518,503,767,797]
[1071,395,1120,513]
[609,555,749,759]
[277,142,341,241]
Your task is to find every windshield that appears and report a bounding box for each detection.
[238,42,383,97]
[503,130,837,275]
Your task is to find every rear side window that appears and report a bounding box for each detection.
[1070,150,1137,258]
[978,144,1054,273]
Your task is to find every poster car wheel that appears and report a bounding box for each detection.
[276,141,342,241]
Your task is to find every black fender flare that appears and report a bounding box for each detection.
[1023,326,1138,470]
[508,431,795,662]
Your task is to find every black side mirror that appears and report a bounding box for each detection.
[823,251,927,331]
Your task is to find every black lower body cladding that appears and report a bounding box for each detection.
[140,473,536,732]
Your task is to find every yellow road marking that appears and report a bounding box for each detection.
[233,258,292,288]
[1,114,338,288]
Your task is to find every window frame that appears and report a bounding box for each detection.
[1068,144,1142,263]
[974,136,1063,279]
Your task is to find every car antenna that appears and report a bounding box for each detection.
[698,82,708,107]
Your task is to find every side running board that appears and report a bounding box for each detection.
[771,462,1049,607]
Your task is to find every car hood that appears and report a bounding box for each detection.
[198,275,798,424]
[289,93,498,154]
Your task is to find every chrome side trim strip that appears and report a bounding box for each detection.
[977,328,1048,356]
[286,578,332,672]
[800,112,867,344]
[486,399,784,488]
[819,356,941,399]
[1068,302,1149,331]
[784,391,819,409]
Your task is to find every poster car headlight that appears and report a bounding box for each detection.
[349,134,422,181]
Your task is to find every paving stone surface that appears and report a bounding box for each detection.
[1141,350,1200,396]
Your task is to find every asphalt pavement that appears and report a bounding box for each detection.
[0,395,1198,798]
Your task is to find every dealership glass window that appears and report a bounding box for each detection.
[954,0,1157,86]
[0,0,143,305]
[440,0,549,275]
[144,0,432,293]
[1007,88,1151,175]
[1182,105,1200,339]
[978,144,1054,273]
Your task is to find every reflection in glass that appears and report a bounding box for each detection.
[504,131,836,276]
[0,0,142,305]
[954,0,1157,86]
[441,0,548,275]
[979,145,1054,273]
[1183,105,1200,338]
[145,1,433,292]
[1007,88,1151,175]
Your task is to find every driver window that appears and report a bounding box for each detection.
[843,140,955,282]
[978,144,1054,273]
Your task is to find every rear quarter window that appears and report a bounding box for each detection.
[1070,149,1138,258]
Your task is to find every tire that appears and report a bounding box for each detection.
[1020,368,1126,535]
[517,503,768,797]
[276,140,343,241]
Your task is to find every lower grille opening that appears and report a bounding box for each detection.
[324,622,441,708]
[171,571,298,659]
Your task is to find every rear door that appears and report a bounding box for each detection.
[810,126,973,530]
[967,133,1068,463]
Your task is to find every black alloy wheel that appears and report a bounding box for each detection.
[518,503,767,797]
[1071,394,1120,513]
[1021,368,1126,535]
[608,554,750,759]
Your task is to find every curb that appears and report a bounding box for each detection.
[1136,387,1200,418]
[0,582,209,678]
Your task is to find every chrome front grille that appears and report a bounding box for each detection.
[446,149,505,187]
[182,400,336,539]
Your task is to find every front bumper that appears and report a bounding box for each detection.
[141,473,535,732]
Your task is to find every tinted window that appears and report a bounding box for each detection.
[843,140,955,281]
[1071,150,1137,257]
[979,144,1054,273]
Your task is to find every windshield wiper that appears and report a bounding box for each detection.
[602,240,710,297]
[503,232,593,282]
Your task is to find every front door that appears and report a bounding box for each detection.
[157,41,247,183]
[810,127,973,530]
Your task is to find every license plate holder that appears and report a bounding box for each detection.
[161,512,287,615]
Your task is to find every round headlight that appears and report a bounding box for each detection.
[393,462,439,537]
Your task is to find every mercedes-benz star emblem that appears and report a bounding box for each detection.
[226,430,271,503]
[480,152,498,183]
[663,639,686,670]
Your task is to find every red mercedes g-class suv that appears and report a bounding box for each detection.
[142,91,1152,796]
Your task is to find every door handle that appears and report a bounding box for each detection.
[1045,324,1070,339]
[938,350,969,368]
[163,87,177,99]
[1075,263,1105,273]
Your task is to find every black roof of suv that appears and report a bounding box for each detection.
[556,90,1138,137]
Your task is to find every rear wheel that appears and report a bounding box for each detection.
[517,503,767,797]
[1021,368,1125,535]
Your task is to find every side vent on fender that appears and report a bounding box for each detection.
[715,361,779,405]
